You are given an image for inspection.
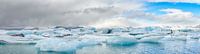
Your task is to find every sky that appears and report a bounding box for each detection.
[0,0,199,27]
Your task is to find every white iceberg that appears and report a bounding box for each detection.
[161,35,188,41]
[0,30,8,35]
[35,38,79,52]
[35,35,108,52]
[138,36,164,43]
[24,34,46,40]
[0,35,38,44]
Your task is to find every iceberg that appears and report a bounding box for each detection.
[0,30,8,35]
[161,35,188,41]
[24,34,46,40]
[35,38,79,52]
[0,35,38,44]
[106,36,137,46]
[78,35,109,46]
[6,30,21,35]
[35,35,139,52]
[138,36,164,43]
[35,35,109,52]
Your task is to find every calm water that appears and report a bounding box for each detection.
[1,41,200,54]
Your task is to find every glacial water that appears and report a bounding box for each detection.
[1,40,200,54]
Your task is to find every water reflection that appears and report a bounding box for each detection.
[1,41,200,54]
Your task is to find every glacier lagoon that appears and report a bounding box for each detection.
[0,26,200,54]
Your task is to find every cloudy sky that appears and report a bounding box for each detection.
[0,0,199,27]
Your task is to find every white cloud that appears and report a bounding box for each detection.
[90,8,200,27]
[147,0,200,4]
[90,17,148,28]
[156,8,200,26]
[160,9,193,19]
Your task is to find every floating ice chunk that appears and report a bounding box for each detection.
[79,35,109,42]
[187,33,200,39]
[35,38,79,52]
[172,36,188,41]
[6,30,21,35]
[133,33,161,39]
[6,30,35,36]
[106,36,137,46]
[110,28,124,33]
[0,35,38,44]
[138,36,164,43]
[35,35,108,52]
[160,36,173,41]
[77,35,109,47]
[134,34,151,39]
[24,34,46,40]
[40,31,63,37]
[78,38,102,48]
[0,30,8,35]
[190,36,200,39]
[20,30,35,35]
[161,35,187,41]
[53,29,72,35]
[97,28,113,34]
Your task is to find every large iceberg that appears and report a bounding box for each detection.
[35,35,139,51]
[35,35,109,52]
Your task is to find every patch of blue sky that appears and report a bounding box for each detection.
[145,2,200,16]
